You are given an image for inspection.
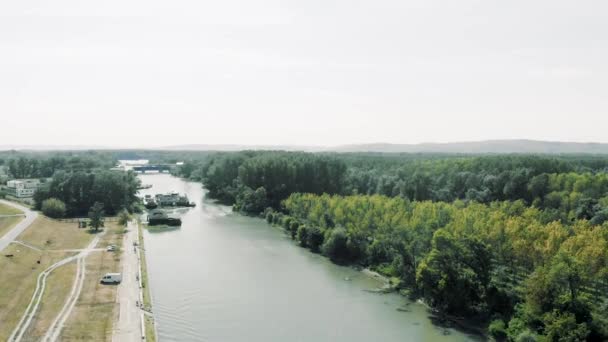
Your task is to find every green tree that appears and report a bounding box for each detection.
[118,209,131,226]
[321,228,349,263]
[542,310,589,342]
[41,198,66,218]
[88,202,105,232]
[416,230,491,314]
[306,226,324,253]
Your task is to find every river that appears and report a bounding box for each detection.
[138,174,480,342]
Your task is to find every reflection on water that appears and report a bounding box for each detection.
[139,174,480,342]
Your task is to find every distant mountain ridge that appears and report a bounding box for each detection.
[165,140,608,154]
[2,140,608,154]
[330,140,608,154]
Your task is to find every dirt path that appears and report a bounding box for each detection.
[42,235,99,342]
[112,221,144,342]
[0,200,37,252]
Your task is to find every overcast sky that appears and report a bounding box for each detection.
[1,0,607,147]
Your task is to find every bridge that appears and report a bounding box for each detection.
[132,164,173,173]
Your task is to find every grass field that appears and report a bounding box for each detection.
[60,222,123,341]
[19,217,93,250]
[0,216,22,238]
[0,202,23,215]
[0,216,94,340]
[24,262,78,340]
[0,243,74,341]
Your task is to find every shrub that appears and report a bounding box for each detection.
[515,330,538,342]
[306,226,324,252]
[288,221,299,239]
[265,210,274,223]
[321,228,349,262]
[41,198,66,218]
[118,209,131,226]
[488,319,507,341]
[296,225,309,247]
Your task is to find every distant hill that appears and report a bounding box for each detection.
[3,140,608,154]
[160,144,322,152]
[331,140,608,154]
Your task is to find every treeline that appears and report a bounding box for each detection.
[179,152,608,223]
[34,170,140,217]
[0,154,115,178]
[277,194,608,341]
[180,151,347,213]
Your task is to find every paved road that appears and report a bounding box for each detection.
[0,200,38,252]
[112,221,143,342]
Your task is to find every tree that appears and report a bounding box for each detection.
[542,310,589,342]
[296,225,309,247]
[88,202,105,232]
[321,228,349,263]
[118,209,131,226]
[306,226,324,253]
[415,230,491,314]
[488,319,508,341]
[41,198,66,218]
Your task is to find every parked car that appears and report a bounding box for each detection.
[100,273,122,284]
[106,245,117,252]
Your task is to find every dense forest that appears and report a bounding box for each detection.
[178,151,608,341]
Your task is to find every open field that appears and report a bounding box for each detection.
[18,217,93,250]
[60,222,123,341]
[23,262,78,340]
[0,216,95,341]
[0,216,22,238]
[0,242,74,341]
[0,202,23,215]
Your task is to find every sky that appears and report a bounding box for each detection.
[0,0,607,148]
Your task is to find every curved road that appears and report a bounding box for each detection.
[0,200,38,252]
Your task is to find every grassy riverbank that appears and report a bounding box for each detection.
[138,222,157,342]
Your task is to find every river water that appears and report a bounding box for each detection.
[138,174,479,342]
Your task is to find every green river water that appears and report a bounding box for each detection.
[139,174,481,342]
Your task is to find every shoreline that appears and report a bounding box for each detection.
[137,221,158,342]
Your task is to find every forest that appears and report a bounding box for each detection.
[178,151,608,341]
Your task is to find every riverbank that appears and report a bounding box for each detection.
[138,221,157,342]
[261,212,490,340]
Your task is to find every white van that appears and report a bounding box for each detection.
[101,273,122,284]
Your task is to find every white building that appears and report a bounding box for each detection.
[5,179,41,198]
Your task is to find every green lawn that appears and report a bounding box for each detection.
[0,203,22,215]
[0,216,22,239]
